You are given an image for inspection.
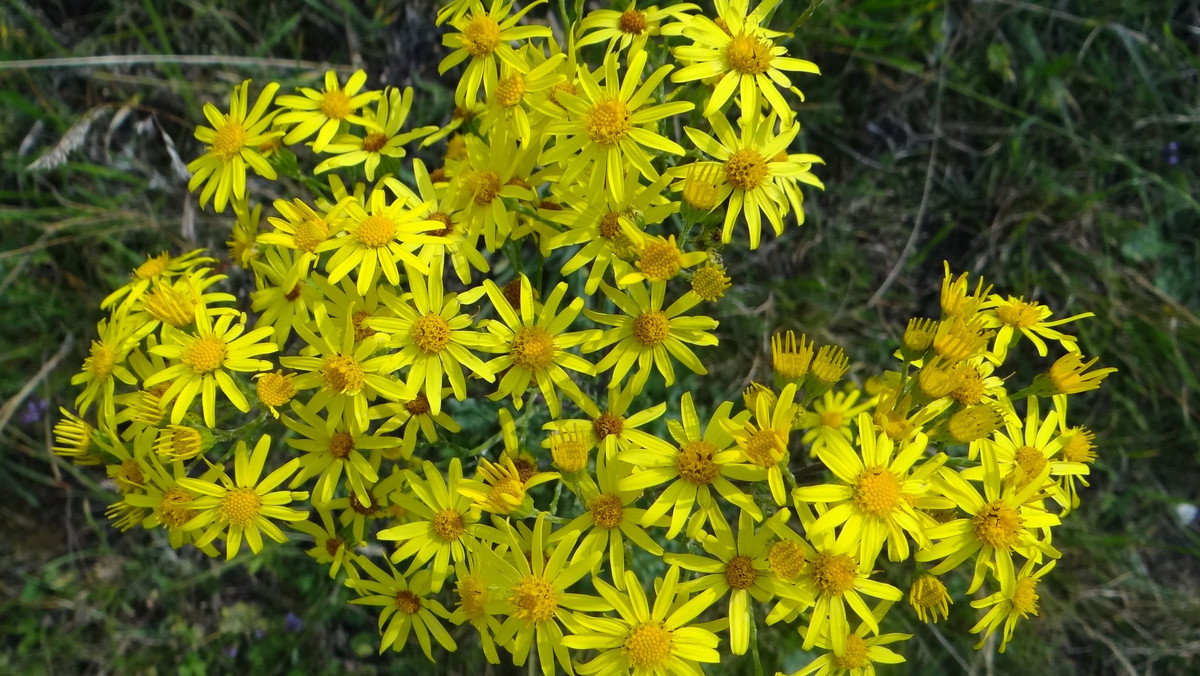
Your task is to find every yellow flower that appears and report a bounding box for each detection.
[780,600,910,676]
[479,513,610,675]
[545,170,675,293]
[939,263,992,319]
[908,574,951,624]
[281,401,389,506]
[619,392,758,538]
[725,382,799,505]
[666,510,810,655]
[376,458,493,592]
[391,159,490,284]
[178,434,308,559]
[227,198,262,268]
[276,69,381,152]
[187,80,281,213]
[772,329,814,386]
[477,276,599,418]
[1056,425,1097,512]
[679,113,824,249]
[541,51,693,201]
[315,86,438,180]
[123,450,222,553]
[794,413,945,569]
[280,305,406,434]
[969,559,1056,652]
[618,234,708,286]
[146,309,277,426]
[52,408,100,465]
[554,452,664,588]
[448,546,508,663]
[564,565,722,674]
[368,256,499,414]
[439,0,552,106]
[479,50,566,143]
[916,456,1061,594]
[317,187,444,295]
[446,131,537,251]
[670,0,820,122]
[456,455,559,516]
[1040,352,1117,396]
[370,390,463,460]
[348,559,457,660]
[982,295,1093,361]
[689,261,733,303]
[799,386,876,453]
[72,316,140,423]
[250,247,319,347]
[290,506,360,579]
[584,281,718,393]
[260,196,351,273]
[578,1,700,58]
[102,249,212,312]
[543,383,666,460]
[131,266,236,333]
[793,532,904,655]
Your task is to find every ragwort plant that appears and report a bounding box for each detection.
[53,0,1115,674]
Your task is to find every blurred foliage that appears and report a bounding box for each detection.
[2,0,1198,673]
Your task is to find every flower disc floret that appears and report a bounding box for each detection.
[432,509,466,541]
[854,465,902,517]
[211,121,247,160]
[724,555,758,590]
[356,214,396,248]
[973,500,1023,551]
[412,314,452,353]
[496,74,525,107]
[510,576,557,624]
[183,334,228,374]
[618,9,648,35]
[811,551,858,596]
[726,33,774,75]
[834,634,869,669]
[220,487,262,527]
[768,540,806,580]
[463,15,501,56]
[637,241,684,281]
[322,354,365,393]
[328,432,354,459]
[395,590,422,614]
[590,494,624,529]
[624,622,673,668]
[593,412,625,440]
[675,440,719,484]
[1013,446,1048,487]
[633,311,670,346]
[725,148,769,190]
[472,171,502,205]
[510,326,557,371]
[586,99,632,145]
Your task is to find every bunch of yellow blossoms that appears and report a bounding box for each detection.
[56,0,1115,673]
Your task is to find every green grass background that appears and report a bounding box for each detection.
[2,0,1198,673]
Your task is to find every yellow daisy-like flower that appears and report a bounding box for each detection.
[670,0,820,122]
[725,382,799,506]
[939,262,992,319]
[131,267,236,333]
[584,281,718,393]
[250,247,320,347]
[290,507,359,579]
[554,452,665,588]
[480,51,566,143]
[982,294,1094,361]
[666,510,811,655]
[281,401,387,506]
[679,113,824,249]
[368,256,499,414]
[280,305,406,434]
[908,574,952,624]
[564,565,721,675]
[102,249,212,312]
[123,450,222,552]
[276,69,381,152]
[318,188,443,295]
[578,1,700,58]
[449,546,508,663]
[370,390,463,460]
[187,79,281,213]
[619,392,758,538]
[916,456,1061,594]
[457,455,559,516]
[481,513,610,676]
[544,383,667,460]
[545,170,675,293]
[794,413,946,569]
[52,408,100,465]
[315,86,438,180]
[793,532,904,655]
[395,159,489,284]
[178,434,308,559]
[72,316,141,423]
[618,234,708,286]
[348,559,457,660]
[227,198,262,268]
[799,386,876,453]
[439,0,552,106]
[780,601,910,676]
[477,276,599,418]
[1055,425,1097,512]
[377,458,493,592]
[541,50,693,201]
[260,196,351,274]
[145,309,276,426]
[969,558,1056,653]
[964,397,1088,509]
[446,130,537,251]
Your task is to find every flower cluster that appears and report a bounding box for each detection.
[56,1,1114,674]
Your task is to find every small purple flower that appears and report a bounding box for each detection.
[1164,141,1180,166]
[284,612,303,633]
[253,628,265,640]
[19,398,48,425]
[223,644,239,658]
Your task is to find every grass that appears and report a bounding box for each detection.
[2,0,1199,673]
